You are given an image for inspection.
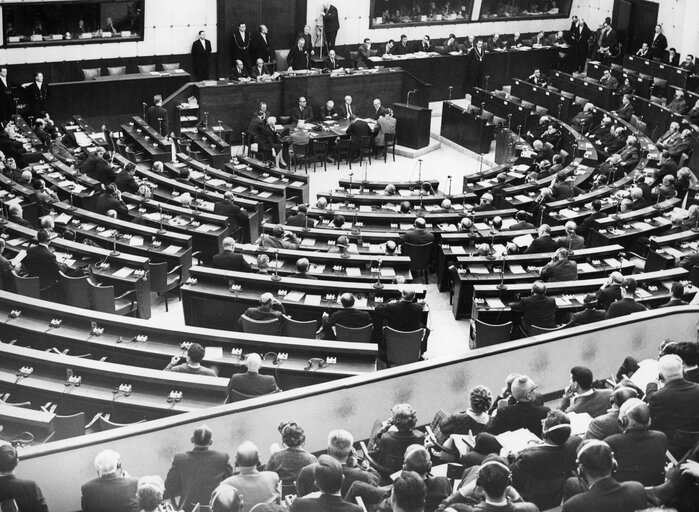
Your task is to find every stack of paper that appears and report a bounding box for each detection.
[495,429,540,454]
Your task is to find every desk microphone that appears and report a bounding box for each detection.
[406,89,417,105]
[142,102,147,118]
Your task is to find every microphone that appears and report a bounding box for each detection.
[406,89,417,105]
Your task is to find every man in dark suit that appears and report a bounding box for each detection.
[488,375,551,436]
[374,288,425,335]
[467,39,485,90]
[213,191,247,239]
[289,96,313,123]
[560,367,612,418]
[238,292,285,328]
[509,210,535,231]
[418,35,434,52]
[8,203,32,229]
[339,95,357,120]
[605,278,646,319]
[231,60,250,80]
[0,443,49,512]
[79,146,112,182]
[23,229,61,299]
[648,354,699,457]
[393,34,411,55]
[323,49,342,70]
[321,2,340,51]
[321,293,371,340]
[561,441,647,512]
[286,204,309,227]
[144,94,168,135]
[577,200,603,238]
[81,449,139,512]
[510,280,557,332]
[401,217,435,245]
[251,58,269,80]
[370,98,389,120]
[226,352,280,401]
[291,455,363,512]
[0,67,16,123]
[95,184,128,218]
[540,248,578,282]
[24,72,48,118]
[232,22,251,70]
[164,425,233,512]
[614,94,635,123]
[191,30,212,81]
[345,117,373,146]
[569,15,591,73]
[250,24,272,64]
[320,100,339,120]
[212,237,251,272]
[595,272,624,310]
[551,172,583,201]
[649,24,668,60]
[287,36,310,71]
[356,38,372,68]
[525,224,559,254]
[658,282,688,308]
[115,162,139,194]
[566,294,606,327]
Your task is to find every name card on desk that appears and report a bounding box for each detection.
[468,265,490,274]
[162,245,181,255]
[485,297,505,309]
[450,246,466,255]
[113,267,135,278]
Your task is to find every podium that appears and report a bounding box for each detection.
[392,103,431,150]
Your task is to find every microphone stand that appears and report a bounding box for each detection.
[0,199,6,225]
[271,250,281,281]
[418,159,423,184]
[158,118,163,137]
[157,204,166,234]
[653,191,662,209]
[692,214,699,233]
[612,200,621,219]
[497,252,507,290]
[486,230,496,260]
[348,173,353,197]
[448,86,453,101]
[447,175,453,198]
[303,211,310,232]
[110,233,120,257]
[373,258,384,289]
[68,185,77,211]
[351,209,360,235]
[204,112,210,130]
[142,102,147,119]
[507,113,512,130]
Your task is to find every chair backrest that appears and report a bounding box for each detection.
[226,387,262,403]
[240,315,281,335]
[402,242,434,272]
[358,136,372,149]
[13,272,40,298]
[97,415,145,431]
[474,319,512,348]
[349,51,359,68]
[52,412,85,441]
[312,140,328,156]
[149,261,168,293]
[82,67,101,80]
[107,66,126,76]
[385,133,396,146]
[87,280,116,313]
[337,138,352,151]
[274,49,290,72]
[161,62,180,71]
[385,327,424,366]
[335,323,373,343]
[59,271,91,308]
[281,316,317,339]
[528,324,563,336]
[138,64,156,73]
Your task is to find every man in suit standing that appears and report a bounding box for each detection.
[212,237,251,272]
[649,24,668,60]
[144,94,168,135]
[510,280,557,332]
[232,22,251,70]
[321,2,340,52]
[467,39,485,90]
[287,37,310,71]
[289,96,313,123]
[226,352,280,400]
[251,25,272,64]
[81,450,139,512]
[24,72,48,118]
[296,25,314,55]
[164,425,233,512]
[0,67,16,123]
[323,49,341,70]
[357,38,372,68]
[191,30,212,81]
[569,16,591,73]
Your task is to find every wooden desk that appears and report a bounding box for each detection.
[184,128,231,169]
[510,79,573,122]
[337,178,440,193]
[93,71,189,82]
[551,71,615,110]
[586,61,652,99]
[0,403,55,445]
[440,101,495,154]
[230,157,310,205]
[318,190,476,208]
[121,123,172,162]
[471,88,539,133]
[624,55,688,89]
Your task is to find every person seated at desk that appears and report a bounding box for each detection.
[226,351,280,400]
[614,94,634,122]
[381,39,395,56]
[320,292,371,340]
[251,58,269,80]
[213,237,252,272]
[95,184,129,219]
[508,32,525,48]
[287,37,310,71]
[286,204,309,227]
[615,135,641,174]
[356,38,372,68]
[444,33,460,53]
[551,171,583,201]
[0,239,16,291]
[49,131,77,165]
[323,49,342,71]
[665,47,681,67]
[370,98,389,120]
[540,248,578,282]
[328,235,356,256]
[560,366,612,418]
[33,118,50,147]
[294,257,316,279]
[214,191,247,236]
[509,210,535,230]
[339,95,357,120]
[652,174,677,200]
[393,34,411,55]
[656,121,681,150]
[486,33,505,51]
[541,124,562,149]
[258,116,287,168]
[487,375,550,436]
[557,221,585,250]
[549,30,567,46]
[666,128,693,162]
[246,110,265,145]
[255,224,300,250]
[472,192,495,212]
[145,94,168,136]
[525,224,558,254]
[596,271,624,310]
[566,293,606,327]
[680,54,696,74]
[528,68,549,87]
[231,60,250,80]
[510,280,557,332]
[80,146,115,184]
[657,282,688,308]
[598,69,619,90]
[256,254,270,275]
[605,277,646,319]
[533,140,554,164]
[320,100,339,120]
[345,117,374,147]
[418,35,434,52]
[616,77,635,99]
[115,162,140,194]
[164,342,217,376]
[289,96,313,123]
[635,42,650,58]
[401,217,434,244]
[586,115,613,143]
[385,240,398,255]
[374,287,426,337]
[667,89,689,115]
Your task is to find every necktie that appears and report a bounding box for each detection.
[348,105,352,118]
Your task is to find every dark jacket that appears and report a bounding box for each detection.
[525,235,559,254]
[94,193,128,218]
[566,308,606,327]
[488,402,551,437]
[287,46,310,70]
[596,284,622,310]
[296,462,380,499]
[0,475,48,512]
[164,447,233,512]
[24,244,59,288]
[561,476,646,512]
[510,293,557,329]
[191,38,212,80]
[212,250,252,272]
[145,104,168,135]
[227,371,279,398]
[605,297,646,319]
[648,378,699,451]
[604,429,667,485]
[81,474,139,512]
[115,171,139,194]
[374,300,424,331]
[290,493,363,512]
[540,259,577,282]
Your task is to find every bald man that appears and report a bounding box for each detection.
[321,292,372,339]
[226,353,280,401]
[221,441,279,512]
[648,354,699,457]
[212,238,252,272]
[81,450,139,512]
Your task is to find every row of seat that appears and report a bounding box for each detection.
[81,62,180,80]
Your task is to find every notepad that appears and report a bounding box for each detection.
[631,221,652,231]
[567,412,593,436]
[204,346,224,360]
[10,249,26,266]
[474,222,490,231]
[555,297,572,306]
[664,247,684,259]
[468,265,490,274]
[577,263,596,273]
[345,267,361,277]
[355,297,368,308]
[359,205,372,212]
[512,234,534,248]
[112,267,135,278]
[509,264,526,274]
[126,236,143,247]
[304,294,321,305]
[162,245,181,254]
[233,186,247,193]
[450,245,466,255]
[496,429,540,454]
[98,229,116,238]
[558,209,577,219]
[369,244,382,254]
[515,194,532,203]
[258,191,272,198]
[635,288,652,299]
[300,238,316,247]
[309,264,326,274]
[6,238,25,247]
[380,267,396,277]
[285,291,305,302]
[54,213,72,224]
[263,176,278,183]
[81,222,97,231]
[603,258,620,267]
[485,297,505,308]
[398,189,412,197]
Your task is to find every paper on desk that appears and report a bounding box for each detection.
[475,222,490,231]
[635,288,652,299]
[664,247,684,259]
[509,264,526,274]
[515,194,532,203]
[477,180,492,188]
[501,218,516,229]
[578,263,596,273]
[233,186,247,193]
[381,267,396,277]
[300,238,316,247]
[129,236,144,246]
[162,245,181,254]
[513,234,534,248]
[398,189,412,197]
[450,245,466,255]
[468,265,490,274]
[632,221,652,231]
[290,181,304,187]
[304,294,321,305]
[242,254,257,265]
[208,179,226,187]
[425,205,440,212]
[496,429,540,454]
[369,244,382,253]
[285,291,305,302]
[345,267,361,277]
[603,258,620,267]
[400,223,413,230]
[559,209,577,219]
[196,223,217,232]
[309,264,326,274]
[10,249,26,266]
[81,222,97,230]
[258,191,272,198]
[567,412,593,436]
[360,205,372,212]
[98,229,116,238]
[54,213,72,224]
[204,346,223,360]
[112,267,135,278]
[263,176,278,183]
[355,296,368,308]
[555,296,572,306]
[485,297,505,308]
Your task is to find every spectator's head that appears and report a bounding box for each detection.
[234,441,260,468]
[582,293,598,310]
[210,484,243,512]
[278,421,306,449]
[94,449,121,477]
[576,440,615,480]
[296,257,310,274]
[570,366,594,392]
[187,343,206,364]
[414,217,427,229]
[191,424,213,447]
[391,403,418,432]
[37,229,51,245]
[136,481,164,512]
[385,240,397,255]
[658,354,685,383]
[332,214,345,228]
[0,443,18,473]
[403,445,431,476]
[314,454,344,495]
[480,192,493,205]
[542,409,572,445]
[469,385,493,415]
[327,429,353,463]
[245,352,263,373]
[670,281,684,299]
[660,341,699,367]
[222,237,236,251]
[531,280,547,295]
[511,375,538,403]
[257,253,270,272]
[391,471,426,512]
[618,398,650,432]
[475,457,512,501]
[611,384,639,409]
[621,277,637,297]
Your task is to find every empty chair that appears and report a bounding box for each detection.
[274,49,290,72]
[472,319,512,348]
[97,414,146,431]
[385,327,424,366]
[149,261,182,312]
[107,66,126,76]
[161,62,181,71]
[527,324,564,336]
[290,143,310,173]
[50,412,86,441]
[357,136,372,165]
[226,387,264,403]
[59,271,91,309]
[137,64,156,73]
[310,140,329,172]
[240,315,281,335]
[87,279,137,316]
[349,51,359,68]
[403,242,434,284]
[281,316,318,339]
[82,67,101,80]
[335,323,373,343]
[13,271,40,299]
[335,139,352,169]
[382,133,396,163]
